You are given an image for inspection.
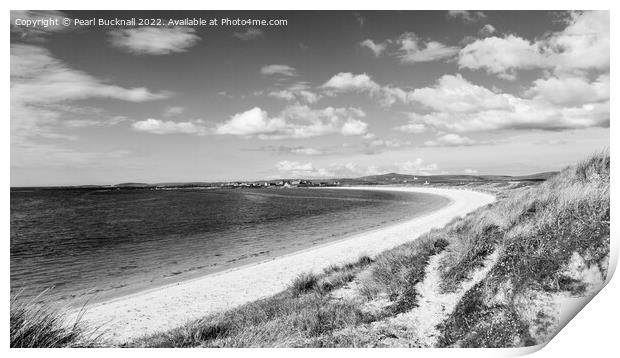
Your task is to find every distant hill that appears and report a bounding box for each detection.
[11,171,559,190]
[114,183,153,188]
[350,171,558,185]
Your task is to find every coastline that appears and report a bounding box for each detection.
[69,188,449,307]
[76,186,496,343]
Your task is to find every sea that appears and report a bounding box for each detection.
[10,187,448,306]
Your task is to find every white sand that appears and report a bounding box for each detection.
[76,186,495,343]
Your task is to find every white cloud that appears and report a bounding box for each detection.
[276,160,314,172]
[109,27,200,55]
[409,74,513,113]
[392,159,439,175]
[546,11,609,73]
[394,122,427,134]
[448,10,487,23]
[267,83,321,104]
[396,32,459,63]
[458,35,546,80]
[11,10,69,40]
[215,107,286,136]
[258,146,324,155]
[274,159,440,179]
[479,24,496,37]
[132,118,207,135]
[233,28,264,40]
[322,72,407,106]
[424,133,476,147]
[291,147,323,155]
[360,39,387,56]
[215,105,368,139]
[260,64,297,76]
[11,44,168,142]
[322,72,379,92]
[163,106,185,117]
[360,33,457,64]
[458,11,609,79]
[526,74,609,106]
[402,74,609,132]
[464,168,479,175]
[361,138,413,154]
[11,45,169,105]
[341,119,369,136]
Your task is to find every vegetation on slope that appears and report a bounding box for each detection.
[10,293,100,348]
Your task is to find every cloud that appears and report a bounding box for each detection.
[360,32,457,64]
[11,10,70,41]
[322,72,379,92]
[526,74,609,106]
[479,24,496,37]
[361,138,413,154]
[11,44,169,142]
[447,10,487,23]
[215,105,368,139]
[132,118,207,135]
[163,106,185,117]
[392,159,439,174]
[458,35,546,80]
[360,39,387,56]
[394,122,427,134]
[255,145,324,155]
[233,28,264,40]
[341,119,369,136]
[275,159,439,179]
[353,12,366,26]
[464,168,479,175]
[396,32,459,63]
[424,133,476,147]
[63,116,128,128]
[458,11,609,79]
[402,73,609,132]
[108,27,200,55]
[292,147,323,155]
[260,64,297,76]
[11,45,169,105]
[544,11,609,73]
[322,72,407,106]
[268,83,322,104]
[408,74,513,113]
[215,107,286,136]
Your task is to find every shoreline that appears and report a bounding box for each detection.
[72,188,448,307]
[76,186,495,343]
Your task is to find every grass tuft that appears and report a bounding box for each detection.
[10,292,100,348]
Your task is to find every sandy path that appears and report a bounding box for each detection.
[76,187,495,343]
[379,249,499,347]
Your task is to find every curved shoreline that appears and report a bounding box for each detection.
[77,186,495,343]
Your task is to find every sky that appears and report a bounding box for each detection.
[10,10,609,186]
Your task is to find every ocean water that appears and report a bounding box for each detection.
[10,187,448,306]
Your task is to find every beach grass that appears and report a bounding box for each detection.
[126,255,375,347]
[10,292,101,348]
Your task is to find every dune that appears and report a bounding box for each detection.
[76,186,495,343]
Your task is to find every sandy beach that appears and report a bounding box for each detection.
[76,186,495,343]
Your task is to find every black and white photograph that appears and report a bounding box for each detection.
[7,3,615,354]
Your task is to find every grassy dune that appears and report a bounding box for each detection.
[10,151,610,348]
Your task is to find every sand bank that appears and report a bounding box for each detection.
[77,186,495,343]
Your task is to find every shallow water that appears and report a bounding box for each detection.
[10,187,448,306]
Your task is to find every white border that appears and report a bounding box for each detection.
[5,1,617,357]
